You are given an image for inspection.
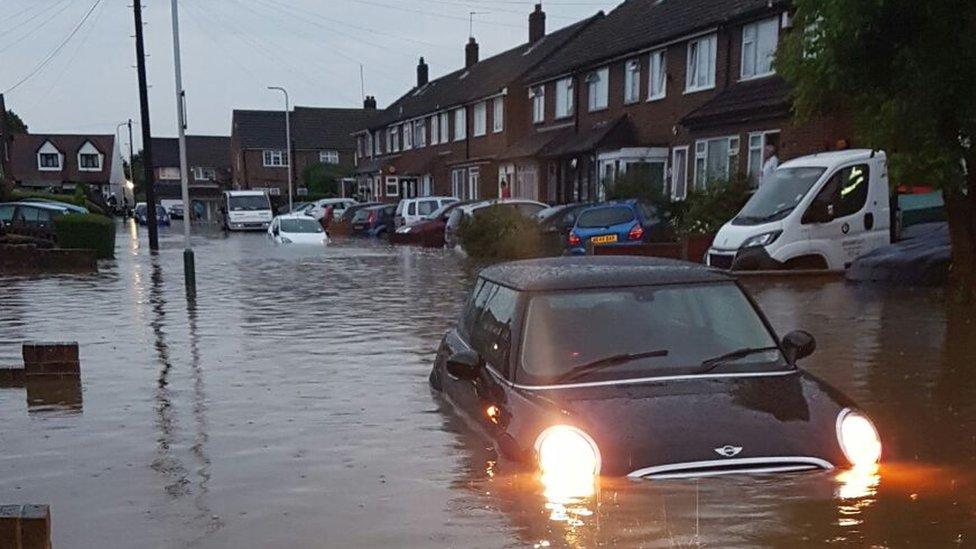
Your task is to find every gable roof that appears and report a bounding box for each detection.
[232,107,377,150]
[526,0,787,84]
[8,133,115,183]
[150,135,231,169]
[367,14,603,130]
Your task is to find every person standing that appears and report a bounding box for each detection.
[500,179,512,199]
[761,144,780,186]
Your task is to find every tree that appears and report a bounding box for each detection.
[4,109,28,134]
[778,0,976,301]
[302,162,350,197]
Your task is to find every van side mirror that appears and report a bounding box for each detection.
[446,350,482,380]
[803,201,833,224]
[783,330,816,364]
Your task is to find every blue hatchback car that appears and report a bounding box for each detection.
[567,200,667,254]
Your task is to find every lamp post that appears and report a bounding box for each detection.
[170,0,195,296]
[115,120,137,209]
[267,86,293,212]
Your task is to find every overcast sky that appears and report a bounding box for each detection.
[1,0,618,148]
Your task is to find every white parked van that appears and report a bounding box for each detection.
[707,149,891,271]
[395,196,458,228]
[222,190,273,231]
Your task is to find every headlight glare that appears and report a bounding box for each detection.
[535,425,601,479]
[741,230,783,249]
[837,409,882,468]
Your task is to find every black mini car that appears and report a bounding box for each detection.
[430,256,881,484]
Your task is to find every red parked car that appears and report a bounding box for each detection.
[390,200,476,247]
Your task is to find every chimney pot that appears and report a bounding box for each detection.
[364,96,377,110]
[417,57,429,87]
[529,4,546,44]
[465,37,479,69]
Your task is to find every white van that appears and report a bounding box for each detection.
[707,149,891,271]
[222,190,273,231]
[395,196,458,228]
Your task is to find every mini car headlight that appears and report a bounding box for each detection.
[535,425,601,480]
[740,230,783,249]
[837,409,882,468]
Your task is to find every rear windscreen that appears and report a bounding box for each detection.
[577,206,635,228]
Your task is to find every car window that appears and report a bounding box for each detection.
[408,202,416,215]
[519,283,783,384]
[446,208,464,229]
[280,218,323,233]
[809,164,870,219]
[636,203,657,222]
[418,200,438,216]
[471,284,518,370]
[577,206,635,228]
[460,279,490,337]
[16,206,41,222]
[515,203,544,217]
[0,204,15,221]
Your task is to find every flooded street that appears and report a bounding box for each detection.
[1,220,974,548]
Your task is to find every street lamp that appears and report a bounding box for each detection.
[267,86,293,212]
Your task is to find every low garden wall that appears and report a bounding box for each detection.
[0,244,97,274]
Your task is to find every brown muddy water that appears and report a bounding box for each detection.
[0,220,974,548]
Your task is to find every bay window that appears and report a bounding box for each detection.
[694,136,740,188]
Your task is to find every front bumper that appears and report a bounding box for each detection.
[228,221,270,231]
[706,246,785,271]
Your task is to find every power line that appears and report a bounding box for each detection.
[0,0,76,55]
[339,0,525,29]
[2,0,104,95]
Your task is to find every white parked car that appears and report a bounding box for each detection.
[268,214,328,245]
[305,198,358,220]
[707,149,891,271]
[394,196,458,228]
[444,199,548,249]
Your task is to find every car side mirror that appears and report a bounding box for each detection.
[446,350,482,380]
[782,330,816,364]
[803,201,833,224]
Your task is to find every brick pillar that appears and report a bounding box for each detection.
[22,342,80,377]
[0,504,52,549]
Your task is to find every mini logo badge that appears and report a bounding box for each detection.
[714,445,743,458]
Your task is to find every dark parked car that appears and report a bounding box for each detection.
[350,204,396,237]
[567,199,672,254]
[330,202,381,236]
[134,203,171,226]
[537,202,595,249]
[390,199,477,247]
[430,256,881,486]
[0,201,77,240]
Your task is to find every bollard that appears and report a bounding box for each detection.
[22,342,80,377]
[0,504,52,549]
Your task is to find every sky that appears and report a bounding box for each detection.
[1,0,620,149]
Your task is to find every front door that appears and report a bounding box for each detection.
[802,162,873,269]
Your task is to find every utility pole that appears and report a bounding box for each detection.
[127,119,135,208]
[170,0,195,296]
[132,0,159,251]
[268,86,293,212]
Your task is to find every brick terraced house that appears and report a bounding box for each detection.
[150,135,232,221]
[7,133,124,199]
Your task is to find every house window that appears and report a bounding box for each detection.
[193,167,217,181]
[555,78,574,119]
[439,112,450,143]
[38,153,61,170]
[587,67,609,111]
[386,128,394,153]
[468,167,480,200]
[159,167,181,180]
[319,150,340,164]
[454,108,466,141]
[741,17,779,79]
[403,124,413,150]
[694,136,740,188]
[747,130,781,187]
[531,86,545,124]
[374,131,382,155]
[473,101,487,137]
[624,59,641,104]
[648,49,667,100]
[686,34,717,92]
[385,177,399,197]
[493,97,504,133]
[671,146,689,200]
[452,168,466,199]
[79,153,101,170]
[430,115,440,145]
[391,127,400,152]
[263,150,288,167]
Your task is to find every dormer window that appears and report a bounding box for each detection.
[37,141,63,171]
[77,140,103,171]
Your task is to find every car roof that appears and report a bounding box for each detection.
[480,256,732,291]
[7,201,72,212]
[276,213,317,220]
[459,199,547,214]
[780,149,885,169]
[226,191,266,196]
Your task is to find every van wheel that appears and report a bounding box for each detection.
[785,255,829,270]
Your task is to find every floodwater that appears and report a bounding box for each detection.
[0,220,973,548]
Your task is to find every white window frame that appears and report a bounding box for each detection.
[439,112,450,143]
[686,34,717,93]
[587,67,609,112]
[741,17,779,80]
[78,153,101,171]
[451,168,466,199]
[192,167,217,181]
[693,135,740,189]
[468,166,480,200]
[554,78,574,119]
[670,146,689,200]
[492,97,504,133]
[473,101,487,137]
[385,176,399,197]
[403,123,413,150]
[319,150,340,165]
[263,150,288,168]
[416,119,427,148]
[430,115,440,145]
[648,49,667,101]
[454,108,466,141]
[624,59,641,104]
[37,141,63,171]
[746,129,781,185]
[531,86,545,124]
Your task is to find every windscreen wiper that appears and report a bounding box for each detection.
[697,346,780,374]
[555,349,669,383]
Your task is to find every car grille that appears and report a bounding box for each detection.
[709,253,735,270]
[629,457,833,480]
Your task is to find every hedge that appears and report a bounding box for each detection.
[54,214,115,259]
[457,206,561,262]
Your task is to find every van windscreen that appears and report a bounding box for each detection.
[734,167,826,224]
[229,195,269,211]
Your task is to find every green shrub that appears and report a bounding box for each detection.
[673,175,752,236]
[458,206,559,262]
[54,213,115,258]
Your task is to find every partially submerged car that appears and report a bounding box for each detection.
[268,214,327,245]
[391,199,476,247]
[430,256,881,485]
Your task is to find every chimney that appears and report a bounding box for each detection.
[465,37,479,69]
[529,4,546,44]
[417,57,429,87]
[363,96,377,110]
